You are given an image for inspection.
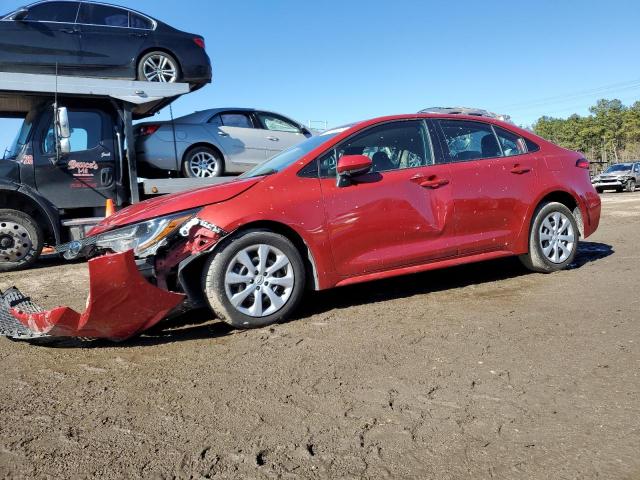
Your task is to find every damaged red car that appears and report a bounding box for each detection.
[8,114,602,338]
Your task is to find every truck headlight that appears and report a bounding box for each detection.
[95,209,200,258]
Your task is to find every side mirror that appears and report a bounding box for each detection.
[59,137,71,155]
[56,107,71,139]
[336,154,372,187]
[11,8,28,21]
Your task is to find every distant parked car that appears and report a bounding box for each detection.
[592,162,640,193]
[0,1,211,88]
[135,108,313,178]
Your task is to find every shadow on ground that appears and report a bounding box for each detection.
[19,241,613,349]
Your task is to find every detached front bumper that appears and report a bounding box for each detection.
[1,250,185,341]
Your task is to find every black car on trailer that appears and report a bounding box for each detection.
[0,1,212,89]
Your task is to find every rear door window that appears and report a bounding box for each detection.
[438,120,501,162]
[78,3,129,27]
[493,125,527,157]
[129,12,153,30]
[220,113,254,129]
[257,112,301,133]
[24,1,80,22]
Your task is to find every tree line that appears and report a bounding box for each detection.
[532,99,640,166]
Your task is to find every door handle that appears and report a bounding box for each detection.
[511,164,531,174]
[266,136,280,142]
[410,174,449,189]
[217,131,230,137]
[129,32,148,38]
[60,28,78,34]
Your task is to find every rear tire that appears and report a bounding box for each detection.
[0,209,43,272]
[202,231,306,329]
[595,187,604,193]
[182,146,224,178]
[137,51,180,83]
[519,202,579,273]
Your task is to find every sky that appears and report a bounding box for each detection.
[1,0,640,153]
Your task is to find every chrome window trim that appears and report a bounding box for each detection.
[2,0,157,30]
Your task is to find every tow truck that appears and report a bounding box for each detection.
[0,72,229,272]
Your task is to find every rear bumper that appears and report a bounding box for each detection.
[583,192,601,238]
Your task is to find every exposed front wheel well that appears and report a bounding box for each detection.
[177,221,319,306]
[0,191,57,245]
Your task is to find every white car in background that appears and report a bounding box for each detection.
[135,108,313,177]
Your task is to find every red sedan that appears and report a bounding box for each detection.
[12,113,602,338]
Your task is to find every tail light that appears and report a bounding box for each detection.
[576,158,590,169]
[137,124,161,137]
[193,37,205,49]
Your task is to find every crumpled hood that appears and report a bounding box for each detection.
[90,177,262,235]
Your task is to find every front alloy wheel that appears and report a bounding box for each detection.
[203,231,306,328]
[626,179,636,192]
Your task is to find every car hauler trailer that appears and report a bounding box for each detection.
[0,72,229,272]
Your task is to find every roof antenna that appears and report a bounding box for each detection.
[54,62,60,161]
[169,104,179,176]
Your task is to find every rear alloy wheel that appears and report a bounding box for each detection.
[0,209,43,272]
[202,231,305,329]
[519,202,578,273]
[626,179,636,192]
[183,147,224,178]
[138,51,180,83]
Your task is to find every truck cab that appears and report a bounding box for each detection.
[0,72,191,271]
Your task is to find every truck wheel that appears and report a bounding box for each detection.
[182,147,224,178]
[0,209,43,272]
[626,179,636,192]
[202,231,306,329]
[138,51,180,83]
[519,202,578,273]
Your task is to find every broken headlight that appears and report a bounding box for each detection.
[95,209,200,258]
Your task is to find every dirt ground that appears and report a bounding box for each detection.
[0,192,639,480]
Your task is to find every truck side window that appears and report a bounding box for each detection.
[43,111,103,155]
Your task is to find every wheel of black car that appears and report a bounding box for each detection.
[202,231,306,329]
[519,202,579,273]
[626,179,636,192]
[0,209,43,273]
[183,146,224,178]
[138,51,180,83]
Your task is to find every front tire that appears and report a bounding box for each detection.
[137,51,180,83]
[202,231,306,329]
[626,179,636,192]
[519,202,579,273]
[0,209,43,272]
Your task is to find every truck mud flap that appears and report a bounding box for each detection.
[5,250,186,341]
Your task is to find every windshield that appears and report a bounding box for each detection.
[240,131,340,179]
[605,164,632,173]
[5,117,34,160]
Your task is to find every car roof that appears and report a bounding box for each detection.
[176,108,299,124]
